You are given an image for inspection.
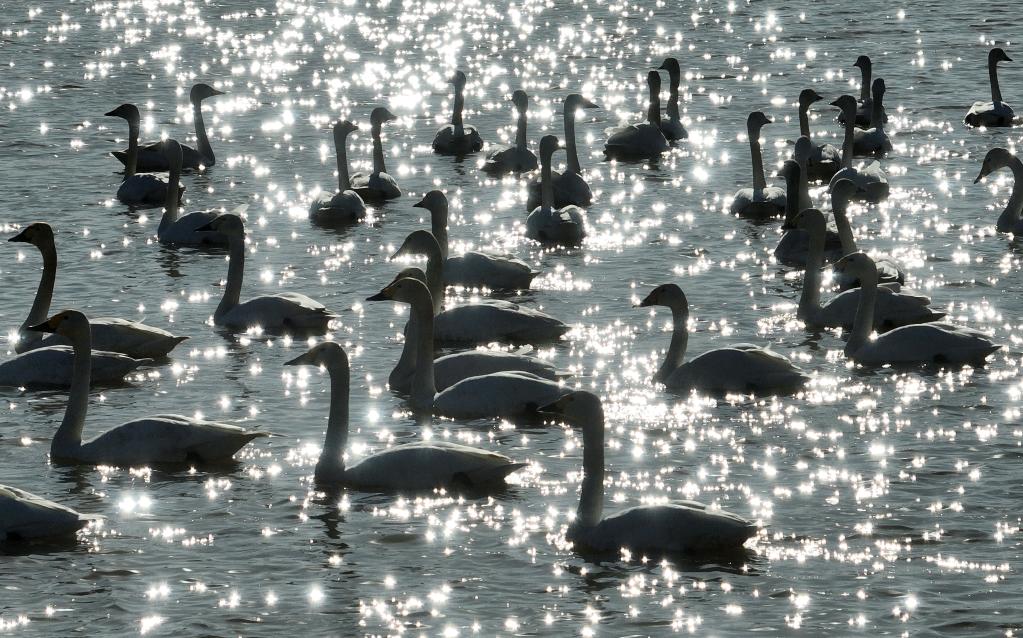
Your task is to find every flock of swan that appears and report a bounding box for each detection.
[1,48,1017,559]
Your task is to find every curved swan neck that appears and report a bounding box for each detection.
[797,224,825,321]
[334,132,352,191]
[859,62,872,101]
[320,359,351,471]
[846,266,878,357]
[870,88,885,132]
[798,103,811,138]
[997,157,1023,232]
[782,171,800,228]
[990,55,1004,104]
[540,147,555,213]
[832,199,857,255]
[646,81,661,128]
[666,70,681,121]
[655,304,689,382]
[192,99,214,165]
[161,160,182,230]
[371,124,386,175]
[749,120,767,192]
[125,119,140,179]
[429,208,449,262]
[452,84,465,133]
[407,288,437,409]
[20,240,57,349]
[216,235,245,319]
[54,325,91,456]
[577,415,606,529]
[796,147,811,212]
[564,106,582,175]
[515,108,528,151]
[840,110,855,169]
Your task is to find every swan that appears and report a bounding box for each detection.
[657,58,688,141]
[350,107,401,202]
[367,278,569,418]
[833,253,999,366]
[852,79,893,157]
[603,71,670,159]
[112,83,224,172]
[0,346,145,388]
[418,190,539,290]
[105,104,183,207]
[838,56,886,128]
[527,135,588,246]
[637,284,808,395]
[525,94,600,210]
[432,71,484,155]
[829,179,905,288]
[309,120,366,223]
[540,391,756,555]
[797,89,841,181]
[156,139,229,247]
[285,342,525,489]
[9,223,188,358]
[965,48,1015,127]
[796,209,943,331]
[196,214,335,334]
[730,111,786,218]
[29,310,269,465]
[829,96,889,203]
[974,147,1023,233]
[773,158,843,267]
[1,485,91,543]
[483,90,538,174]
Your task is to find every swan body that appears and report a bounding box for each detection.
[310,120,366,223]
[105,104,183,207]
[829,96,889,203]
[527,135,587,245]
[638,284,808,395]
[773,158,843,267]
[603,71,670,159]
[350,107,401,202]
[156,139,229,247]
[0,346,145,388]
[731,111,786,218]
[483,90,537,173]
[657,58,689,141]
[797,89,841,181]
[965,48,1015,127]
[974,147,1023,233]
[852,79,893,157]
[525,94,599,210]
[0,485,90,543]
[433,71,484,155]
[829,179,905,289]
[541,391,756,555]
[838,56,887,129]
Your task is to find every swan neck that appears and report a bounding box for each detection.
[321,362,350,470]
[996,158,1023,232]
[564,110,582,174]
[335,134,351,191]
[515,110,528,150]
[656,306,689,382]
[833,202,857,255]
[646,84,661,128]
[577,416,606,529]
[371,124,386,175]
[749,122,767,192]
[216,236,245,319]
[431,215,449,262]
[452,86,465,128]
[426,251,444,315]
[125,119,140,179]
[846,269,878,357]
[869,91,885,131]
[408,291,437,409]
[540,149,554,213]
[193,100,214,165]
[797,227,824,321]
[782,172,800,227]
[19,242,57,350]
[161,162,182,230]
[841,114,855,169]
[54,327,91,455]
[797,153,811,212]
[798,104,811,138]
[667,73,681,121]
[990,57,1004,104]
[859,64,871,101]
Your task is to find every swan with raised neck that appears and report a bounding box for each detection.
[602,72,669,159]
[797,89,841,181]
[729,111,786,217]
[966,48,1015,127]
[975,147,1023,233]
[105,103,183,206]
[526,135,587,244]
[350,107,401,201]
[310,119,366,221]
[657,58,688,140]
[828,95,890,202]
[432,71,484,155]
[525,94,600,211]
[483,90,537,173]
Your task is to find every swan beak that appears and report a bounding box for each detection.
[583,99,600,110]
[8,230,29,243]
[1006,54,1014,62]
[829,99,842,108]
[974,168,989,184]
[412,197,428,208]
[283,352,312,366]
[635,292,656,308]
[27,317,58,333]
[211,88,226,96]
[103,108,119,117]
[366,289,390,301]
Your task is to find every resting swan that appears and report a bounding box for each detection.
[829,96,889,203]
[797,89,841,181]
[105,104,183,207]
[112,83,224,172]
[603,71,670,159]
[852,79,893,157]
[838,56,886,128]
[483,90,538,174]
[157,139,229,247]
[285,342,525,489]
[418,190,539,290]
[638,284,808,395]
[197,214,335,334]
[309,120,366,223]
[657,58,688,141]
[29,310,268,465]
[350,107,401,202]
[1,485,91,543]
[10,223,188,358]
[525,94,599,210]
[432,71,484,155]
[541,391,756,555]
[965,48,1015,127]
[527,135,588,245]
[833,253,999,366]
[773,158,843,267]
[0,346,145,388]
[974,147,1023,233]
[367,278,570,419]
[829,179,905,288]
[730,111,786,218]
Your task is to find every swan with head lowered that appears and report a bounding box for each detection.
[833,253,999,366]
[419,190,539,290]
[29,310,269,465]
[829,95,889,203]
[604,71,670,159]
[105,104,183,207]
[1,485,92,543]
[974,147,1023,233]
[112,83,225,172]
[797,89,841,181]
[432,71,484,155]
[527,135,588,245]
[852,79,893,157]
[285,342,526,489]
[657,58,688,141]
[157,139,230,247]
[196,214,335,334]
[10,223,188,359]
[838,56,886,129]
[730,111,786,218]
[829,179,905,288]
[368,278,570,419]
[637,284,808,395]
[540,391,756,556]
[773,157,843,267]
[309,120,366,223]
[526,94,600,210]
[965,48,1015,127]
[350,107,401,202]
[483,90,538,174]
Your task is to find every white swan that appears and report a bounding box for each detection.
[309,120,366,223]
[350,107,401,202]
[9,223,188,358]
[112,83,224,172]
[838,56,886,129]
[974,147,1023,233]
[285,342,525,489]
[829,179,905,288]
[29,310,268,465]
[833,253,999,366]
[525,94,600,210]
[965,48,1015,127]
[730,111,786,218]
[852,78,893,157]
[797,89,841,181]
[368,278,569,418]
[795,209,943,331]
[638,284,808,395]
[157,139,229,247]
[540,391,756,555]
[603,71,670,159]
[1,485,91,543]
[829,96,889,203]
[527,135,587,245]
[773,158,843,267]
[105,104,183,207]
[657,58,688,141]
[483,90,538,174]
[0,346,145,388]
[432,71,484,155]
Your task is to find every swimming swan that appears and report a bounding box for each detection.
[603,71,670,159]
[773,158,843,267]
[657,58,688,141]
[29,310,268,465]
[0,346,145,388]
[285,342,525,489]
[10,222,188,358]
[829,179,905,288]
[965,48,1015,127]
[432,71,484,155]
[974,147,1023,233]
[730,111,786,218]
[309,120,366,223]
[525,94,600,210]
[157,139,229,247]
[197,214,335,334]
[527,135,588,245]
[483,90,538,174]
[838,56,886,129]
[540,391,756,555]
[0,485,91,543]
[638,284,808,395]
[350,107,402,202]
[829,96,889,203]
[105,103,183,207]
[797,89,841,181]
[833,253,999,366]
[112,83,224,172]
[852,79,893,157]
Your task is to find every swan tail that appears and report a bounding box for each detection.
[460,462,528,486]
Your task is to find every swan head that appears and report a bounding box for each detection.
[747,111,773,134]
[794,207,827,233]
[388,266,428,288]
[830,179,860,212]
[565,93,599,113]
[366,276,432,306]
[284,341,348,372]
[9,222,54,248]
[104,103,141,123]
[975,147,1016,183]
[830,95,858,119]
[833,251,877,282]
[369,107,398,127]
[636,283,689,316]
[27,309,88,337]
[871,78,886,100]
[190,83,225,104]
[196,213,244,237]
[798,89,824,109]
[332,119,358,140]
[990,47,1012,65]
[646,70,662,93]
[794,135,813,164]
[657,57,681,78]
[538,390,603,428]
[539,134,562,161]
[162,138,184,168]
[777,159,800,182]
[511,89,529,112]
[449,70,468,88]
[391,230,440,261]
[413,190,447,217]
[853,55,872,71]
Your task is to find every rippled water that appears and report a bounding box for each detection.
[2,0,1022,635]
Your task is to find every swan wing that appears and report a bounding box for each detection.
[525,206,587,245]
[41,318,186,359]
[664,347,807,394]
[79,414,267,465]
[572,503,755,554]
[0,484,89,541]
[604,123,669,156]
[444,252,538,290]
[856,323,1000,366]
[116,174,176,207]
[433,304,568,344]
[222,293,333,333]
[0,346,144,388]
[434,371,569,419]
[158,211,229,247]
[341,442,524,490]
[433,350,557,391]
